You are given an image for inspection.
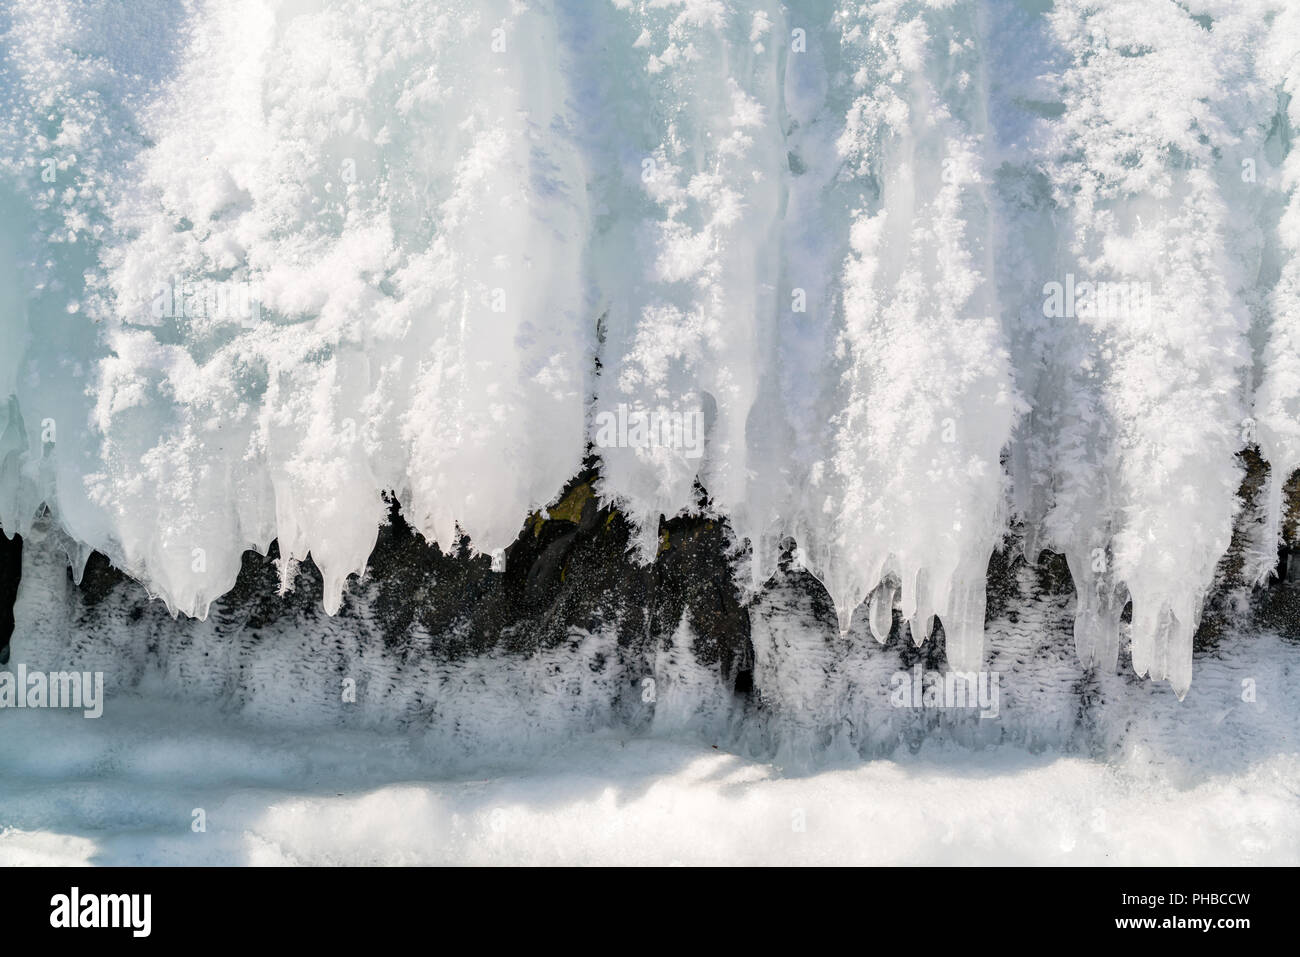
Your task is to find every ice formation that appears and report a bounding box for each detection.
[1,0,1297,696]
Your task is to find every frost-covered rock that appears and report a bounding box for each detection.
[0,0,1297,699]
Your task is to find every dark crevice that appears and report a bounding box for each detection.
[0,530,21,666]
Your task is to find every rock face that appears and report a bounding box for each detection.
[1197,451,1300,646]
[0,530,18,663]
[3,457,1299,763]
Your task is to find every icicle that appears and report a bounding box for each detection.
[65,541,94,587]
[1064,552,1121,673]
[908,567,937,648]
[943,558,989,674]
[867,581,895,643]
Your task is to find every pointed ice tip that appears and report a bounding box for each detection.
[868,615,890,644]
[909,615,932,646]
[835,602,855,638]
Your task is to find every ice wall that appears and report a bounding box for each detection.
[0,0,1296,695]
[1001,0,1298,696]
[2,0,592,617]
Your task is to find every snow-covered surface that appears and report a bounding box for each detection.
[2,702,1297,866]
[1,0,1297,696]
[4,524,1298,866]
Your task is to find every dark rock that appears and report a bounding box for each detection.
[0,529,19,665]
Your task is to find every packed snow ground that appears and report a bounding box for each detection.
[1,699,1297,866]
